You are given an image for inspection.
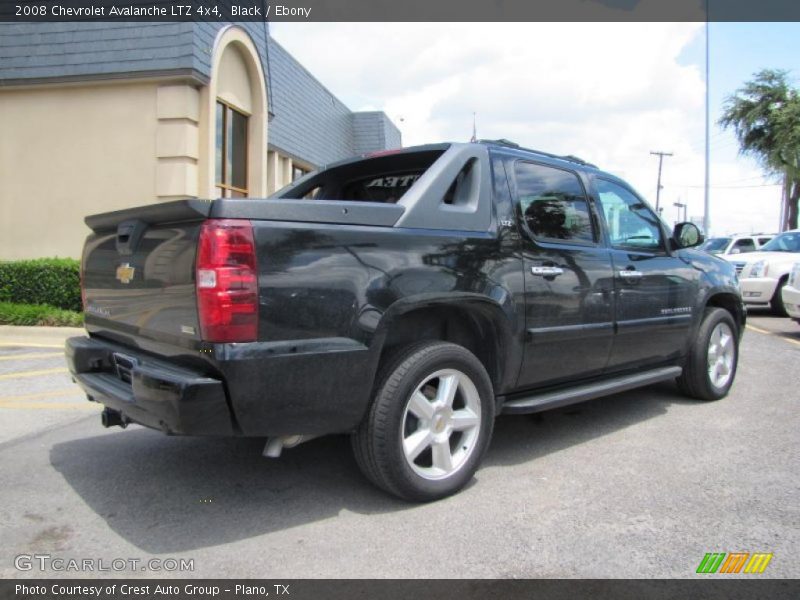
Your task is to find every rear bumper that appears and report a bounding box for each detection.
[65,336,235,436]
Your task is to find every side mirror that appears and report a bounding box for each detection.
[673,222,704,249]
[731,248,741,254]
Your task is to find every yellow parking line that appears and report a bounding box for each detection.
[0,342,64,349]
[746,324,772,335]
[0,388,83,402]
[746,324,800,347]
[0,401,95,410]
[0,367,68,381]
[0,352,63,362]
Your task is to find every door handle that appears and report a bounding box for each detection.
[531,266,564,277]
[618,269,643,279]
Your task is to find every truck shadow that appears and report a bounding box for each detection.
[485,381,689,467]
[50,381,692,553]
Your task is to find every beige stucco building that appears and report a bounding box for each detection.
[0,23,400,259]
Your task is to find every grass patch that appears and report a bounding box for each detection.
[0,302,84,327]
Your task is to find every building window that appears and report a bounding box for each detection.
[216,100,248,198]
[292,165,308,182]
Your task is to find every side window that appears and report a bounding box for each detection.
[514,161,595,244]
[758,237,772,246]
[595,179,664,251]
[733,238,756,253]
[443,158,478,207]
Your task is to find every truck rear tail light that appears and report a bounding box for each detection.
[196,219,258,343]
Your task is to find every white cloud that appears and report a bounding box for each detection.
[270,22,783,235]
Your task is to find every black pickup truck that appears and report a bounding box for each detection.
[66,140,745,501]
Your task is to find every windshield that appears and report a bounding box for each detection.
[700,237,731,253]
[759,231,800,253]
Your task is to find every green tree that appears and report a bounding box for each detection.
[719,69,800,230]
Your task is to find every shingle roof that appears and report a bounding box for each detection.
[0,22,268,85]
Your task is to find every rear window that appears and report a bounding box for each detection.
[274,149,446,203]
[340,173,423,203]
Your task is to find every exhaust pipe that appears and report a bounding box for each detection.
[101,408,127,429]
[263,434,319,458]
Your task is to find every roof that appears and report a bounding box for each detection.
[478,139,599,170]
[266,38,401,167]
[0,23,400,167]
[0,23,268,86]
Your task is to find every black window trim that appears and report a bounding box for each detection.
[512,158,600,248]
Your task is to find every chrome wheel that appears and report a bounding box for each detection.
[401,369,482,481]
[707,322,735,388]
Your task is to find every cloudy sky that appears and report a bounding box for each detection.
[271,22,800,236]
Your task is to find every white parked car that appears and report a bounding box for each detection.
[782,261,800,324]
[734,229,800,315]
[699,233,774,259]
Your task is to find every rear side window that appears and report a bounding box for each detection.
[340,172,422,203]
[514,161,595,244]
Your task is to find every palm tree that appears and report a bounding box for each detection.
[719,69,800,230]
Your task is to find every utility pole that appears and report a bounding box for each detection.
[650,151,673,213]
[704,19,711,235]
[674,201,687,223]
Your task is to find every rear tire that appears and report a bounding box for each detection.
[677,307,739,401]
[770,277,789,317]
[352,341,495,502]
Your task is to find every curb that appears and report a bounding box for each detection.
[0,325,85,348]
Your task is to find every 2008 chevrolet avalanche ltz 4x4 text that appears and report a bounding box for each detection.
[66,140,745,501]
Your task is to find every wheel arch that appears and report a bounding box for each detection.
[773,272,790,294]
[371,296,517,394]
[704,291,746,337]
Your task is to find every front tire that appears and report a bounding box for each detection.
[677,307,739,401]
[352,341,495,502]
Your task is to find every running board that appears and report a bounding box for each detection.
[501,366,682,415]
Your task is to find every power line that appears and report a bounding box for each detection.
[665,182,781,189]
[686,129,728,151]
[710,175,779,185]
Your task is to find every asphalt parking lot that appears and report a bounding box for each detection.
[0,314,798,579]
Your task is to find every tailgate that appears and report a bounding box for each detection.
[82,199,212,348]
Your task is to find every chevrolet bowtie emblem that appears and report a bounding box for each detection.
[116,263,136,284]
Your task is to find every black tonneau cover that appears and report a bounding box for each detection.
[85,198,405,232]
